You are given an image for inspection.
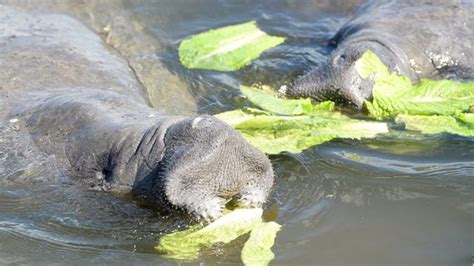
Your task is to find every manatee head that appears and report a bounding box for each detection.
[158,115,273,219]
[283,41,416,109]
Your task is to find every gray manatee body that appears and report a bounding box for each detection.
[285,0,474,108]
[0,6,273,219]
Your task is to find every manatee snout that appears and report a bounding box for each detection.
[281,63,329,101]
[283,48,373,108]
[160,115,273,219]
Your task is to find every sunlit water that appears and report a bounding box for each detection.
[0,1,473,265]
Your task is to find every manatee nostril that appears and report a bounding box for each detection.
[334,54,347,67]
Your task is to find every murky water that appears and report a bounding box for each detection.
[1,1,473,265]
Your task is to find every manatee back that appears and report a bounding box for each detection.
[0,6,146,102]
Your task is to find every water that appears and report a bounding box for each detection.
[0,1,473,265]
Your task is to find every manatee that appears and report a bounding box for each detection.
[283,0,474,108]
[0,6,273,219]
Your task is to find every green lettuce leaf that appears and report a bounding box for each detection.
[179,21,285,71]
[240,85,333,115]
[395,114,474,136]
[241,222,281,266]
[357,50,474,119]
[457,113,474,124]
[216,85,388,154]
[356,50,474,138]
[155,208,263,260]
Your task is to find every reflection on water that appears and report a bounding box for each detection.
[1,0,473,265]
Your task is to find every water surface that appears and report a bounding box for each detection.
[0,1,472,265]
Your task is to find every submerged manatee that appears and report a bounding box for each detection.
[0,6,273,219]
[284,0,474,108]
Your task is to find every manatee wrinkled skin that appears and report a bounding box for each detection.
[0,6,273,219]
[284,0,474,108]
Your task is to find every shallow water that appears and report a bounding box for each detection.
[0,1,473,265]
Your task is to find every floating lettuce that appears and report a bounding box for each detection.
[357,50,474,119]
[395,114,474,137]
[156,208,263,260]
[216,85,389,154]
[241,222,281,266]
[215,52,472,154]
[179,21,285,71]
[156,208,281,265]
[356,50,474,137]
